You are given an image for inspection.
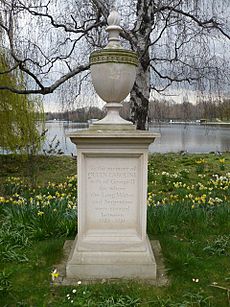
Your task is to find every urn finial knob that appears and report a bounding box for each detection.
[105,9,122,49]
[107,10,121,26]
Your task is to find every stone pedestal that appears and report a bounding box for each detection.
[66,126,159,280]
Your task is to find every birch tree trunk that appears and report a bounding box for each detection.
[130,50,150,130]
[130,0,153,130]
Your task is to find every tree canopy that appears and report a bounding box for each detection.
[0,0,229,129]
[0,49,43,152]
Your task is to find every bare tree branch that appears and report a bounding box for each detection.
[157,5,230,40]
[0,63,89,94]
[0,62,19,74]
[16,0,104,34]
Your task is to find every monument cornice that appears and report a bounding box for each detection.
[68,131,160,145]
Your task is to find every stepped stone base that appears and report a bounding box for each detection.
[66,235,156,280]
[53,239,168,285]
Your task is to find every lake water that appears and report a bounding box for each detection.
[43,121,230,155]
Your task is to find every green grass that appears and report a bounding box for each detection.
[0,155,76,192]
[0,153,229,306]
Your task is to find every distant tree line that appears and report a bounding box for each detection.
[46,106,105,122]
[46,97,229,123]
[121,97,230,122]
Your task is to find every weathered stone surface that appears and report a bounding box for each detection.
[55,239,168,285]
[64,9,162,282]
[65,129,159,280]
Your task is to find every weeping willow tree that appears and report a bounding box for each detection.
[0,50,44,153]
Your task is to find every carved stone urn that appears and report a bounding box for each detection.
[65,9,159,282]
[89,10,138,126]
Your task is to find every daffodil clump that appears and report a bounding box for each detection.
[147,172,230,209]
[0,175,77,239]
[147,157,230,235]
[219,158,225,170]
[195,158,206,173]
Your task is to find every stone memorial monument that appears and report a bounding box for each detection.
[66,9,159,280]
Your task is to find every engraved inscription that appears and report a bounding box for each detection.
[86,157,139,229]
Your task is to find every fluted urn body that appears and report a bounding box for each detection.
[90,49,138,103]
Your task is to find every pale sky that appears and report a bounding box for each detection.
[43,88,205,112]
[12,0,228,113]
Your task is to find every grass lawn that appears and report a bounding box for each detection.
[0,153,229,306]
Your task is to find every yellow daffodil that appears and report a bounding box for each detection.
[51,269,60,281]
[0,196,6,203]
[37,211,44,216]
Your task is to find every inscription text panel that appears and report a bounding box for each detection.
[86,156,139,230]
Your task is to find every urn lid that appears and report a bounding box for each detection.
[89,10,138,67]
